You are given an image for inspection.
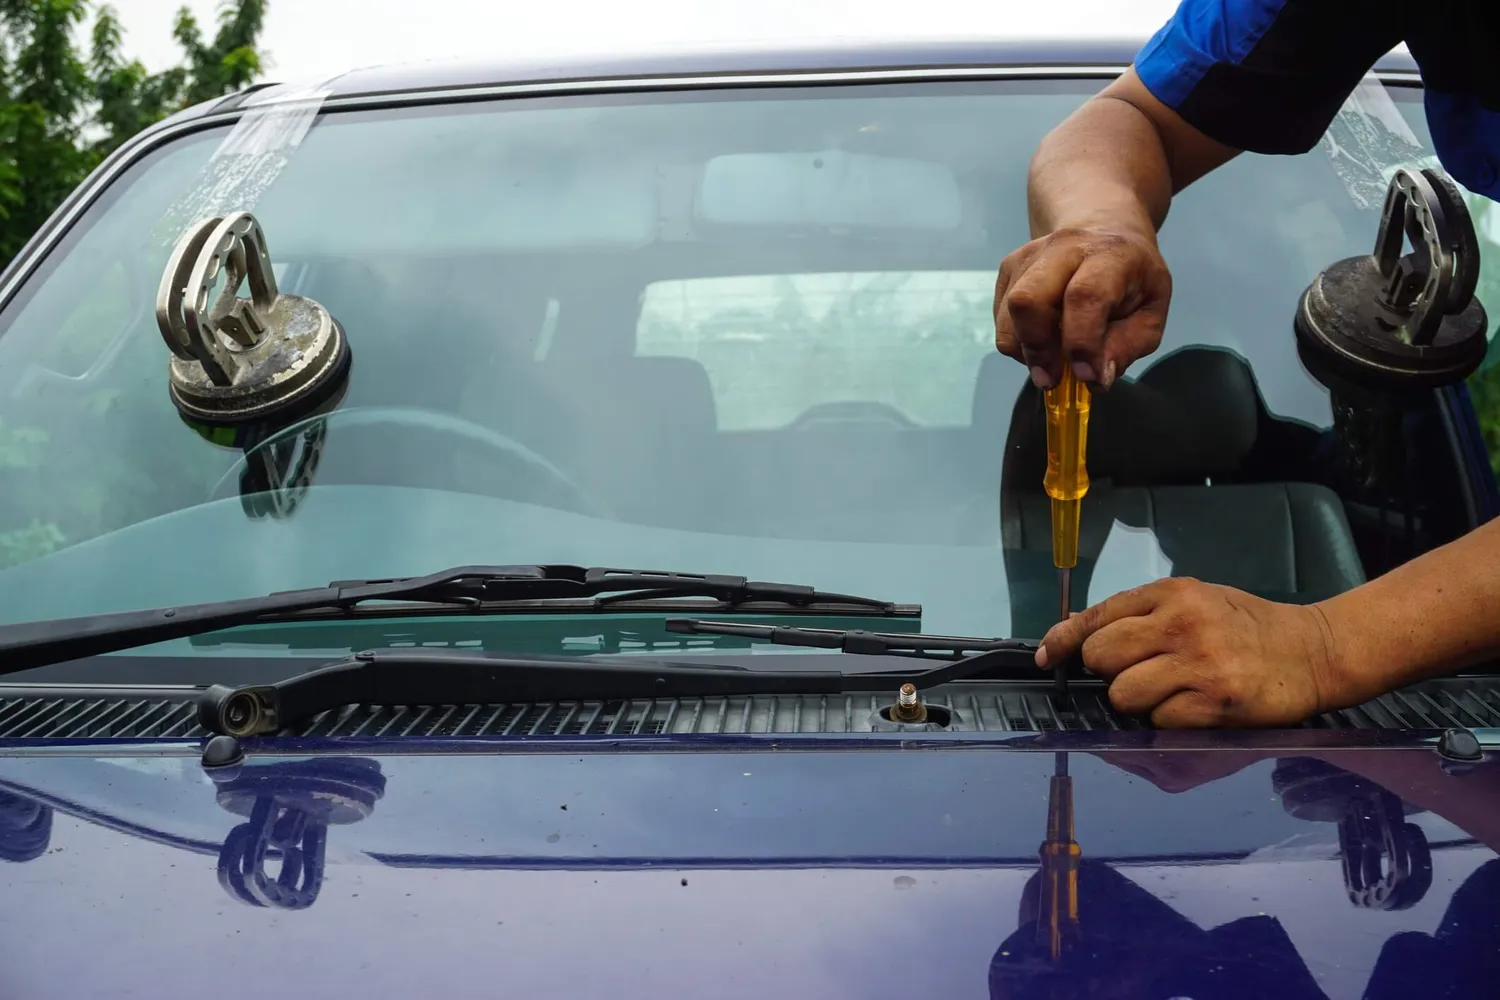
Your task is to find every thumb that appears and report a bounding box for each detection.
[1035,614,1087,669]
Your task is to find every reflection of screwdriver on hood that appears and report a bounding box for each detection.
[1037,751,1082,962]
[1043,365,1091,703]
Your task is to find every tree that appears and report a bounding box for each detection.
[0,0,267,266]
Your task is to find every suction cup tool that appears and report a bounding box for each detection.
[156,211,351,425]
[1296,167,1488,398]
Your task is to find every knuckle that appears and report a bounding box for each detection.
[1157,576,1198,597]
[1107,680,1147,715]
[1177,657,1241,716]
[1153,699,1213,729]
[1173,689,1229,727]
[1005,286,1046,318]
[1076,604,1107,635]
[1063,278,1110,310]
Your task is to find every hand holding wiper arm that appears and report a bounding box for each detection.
[0,565,911,675]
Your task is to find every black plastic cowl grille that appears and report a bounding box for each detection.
[1,677,1499,740]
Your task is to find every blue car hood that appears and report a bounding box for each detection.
[0,736,1496,999]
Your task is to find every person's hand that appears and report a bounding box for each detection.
[993,225,1173,391]
[1036,577,1344,727]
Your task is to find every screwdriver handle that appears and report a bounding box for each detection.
[1044,366,1092,570]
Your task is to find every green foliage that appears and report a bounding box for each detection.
[0,418,63,567]
[0,0,268,264]
[172,0,262,107]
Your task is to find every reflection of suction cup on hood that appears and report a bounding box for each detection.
[0,788,51,863]
[208,757,386,910]
[1272,758,1432,910]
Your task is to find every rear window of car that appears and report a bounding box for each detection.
[637,271,994,431]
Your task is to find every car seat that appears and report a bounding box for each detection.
[974,347,1366,638]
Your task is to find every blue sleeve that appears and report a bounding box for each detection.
[1133,0,1405,154]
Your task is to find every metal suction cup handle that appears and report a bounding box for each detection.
[154,211,351,425]
[157,212,280,386]
[1373,167,1479,346]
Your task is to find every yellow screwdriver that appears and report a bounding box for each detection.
[1043,364,1091,704]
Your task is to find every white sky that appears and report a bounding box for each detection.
[108,0,1183,83]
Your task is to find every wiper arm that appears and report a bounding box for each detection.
[0,566,912,675]
[199,626,1041,737]
[200,649,847,736]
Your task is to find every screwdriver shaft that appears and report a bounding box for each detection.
[1054,567,1071,705]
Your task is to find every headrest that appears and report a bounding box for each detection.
[992,346,1262,485]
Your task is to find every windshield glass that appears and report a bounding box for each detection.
[0,78,1490,643]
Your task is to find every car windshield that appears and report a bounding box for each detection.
[0,76,1492,643]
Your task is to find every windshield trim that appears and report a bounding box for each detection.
[0,63,1425,320]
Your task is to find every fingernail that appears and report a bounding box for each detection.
[1035,645,1049,668]
[1029,366,1053,389]
[1071,360,1096,383]
[1102,359,1117,388]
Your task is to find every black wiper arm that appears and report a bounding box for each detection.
[0,566,910,676]
[199,632,1041,738]
[199,623,1047,737]
[198,623,1044,737]
[199,648,849,736]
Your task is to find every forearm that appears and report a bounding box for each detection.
[1026,94,1174,241]
[1315,517,1500,707]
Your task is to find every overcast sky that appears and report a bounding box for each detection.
[109,0,1184,83]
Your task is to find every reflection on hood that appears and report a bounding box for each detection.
[213,756,386,909]
[0,788,51,863]
[991,860,1327,1000]
[991,858,1500,1000]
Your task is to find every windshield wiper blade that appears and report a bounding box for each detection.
[666,619,1031,661]
[0,566,912,676]
[666,618,1049,690]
